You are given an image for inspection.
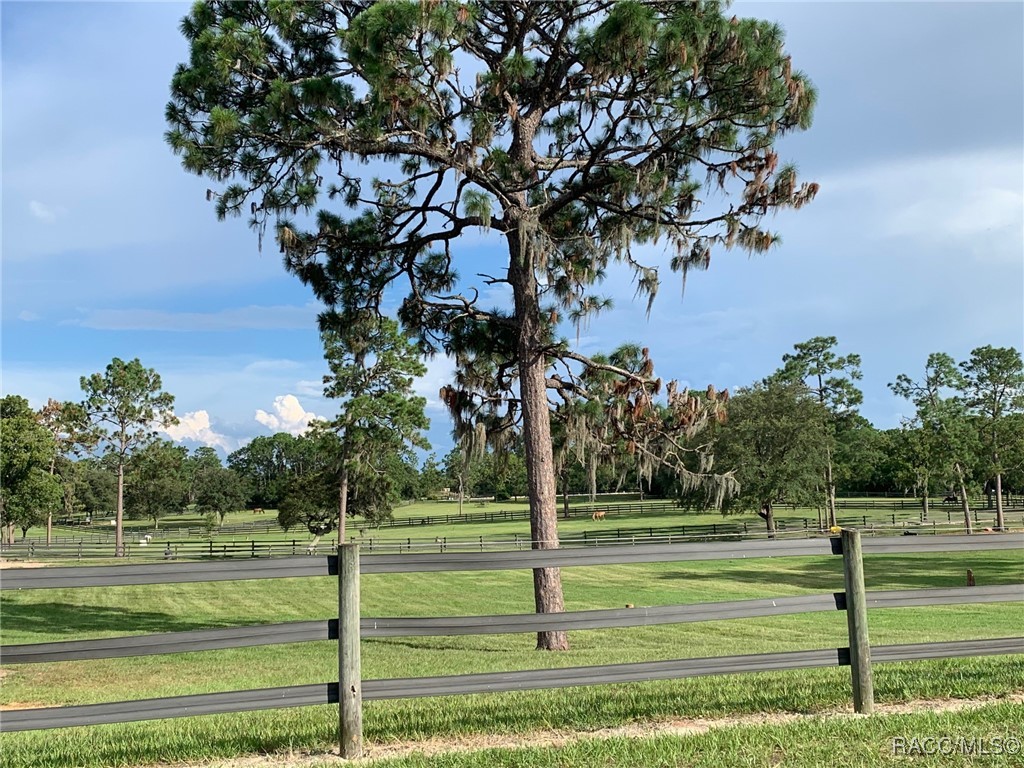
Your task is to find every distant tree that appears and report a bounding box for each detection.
[277,473,335,541]
[168,1,818,650]
[833,414,887,495]
[418,453,447,500]
[1000,413,1024,497]
[36,399,92,543]
[713,381,827,535]
[0,396,62,543]
[125,441,188,529]
[959,346,1024,529]
[80,358,177,555]
[317,316,430,541]
[184,446,223,506]
[890,353,979,531]
[777,336,862,527]
[228,432,318,508]
[71,457,118,521]
[442,443,475,515]
[467,449,528,501]
[194,465,250,525]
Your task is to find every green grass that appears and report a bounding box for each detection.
[366,703,1024,768]
[1,548,1022,767]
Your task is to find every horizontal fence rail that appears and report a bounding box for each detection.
[4,534,1022,590]
[6,514,1022,562]
[3,637,1022,732]
[4,584,1022,664]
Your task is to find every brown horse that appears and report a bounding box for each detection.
[591,510,606,521]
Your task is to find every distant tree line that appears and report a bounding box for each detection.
[3,340,1021,546]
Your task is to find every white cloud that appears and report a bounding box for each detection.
[412,354,458,413]
[17,310,40,322]
[255,394,323,436]
[29,200,63,223]
[822,147,1024,264]
[160,410,237,453]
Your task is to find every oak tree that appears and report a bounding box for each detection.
[0,396,62,544]
[713,380,826,535]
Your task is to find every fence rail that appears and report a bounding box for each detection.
[4,513,1022,562]
[4,584,1021,664]
[21,499,1022,548]
[2,636,1021,733]
[1,531,1021,753]
[3,534,1022,590]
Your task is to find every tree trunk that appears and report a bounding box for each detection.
[920,470,929,521]
[47,456,56,546]
[509,226,568,652]
[995,471,1005,531]
[588,455,597,504]
[116,460,125,557]
[954,463,972,534]
[458,475,464,516]
[759,503,776,539]
[338,465,349,544]
[824,448,837,528]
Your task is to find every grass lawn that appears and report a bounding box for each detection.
[1,548,1021,767]
[364,703,1024,768]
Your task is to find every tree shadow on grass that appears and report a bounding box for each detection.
[0,602,249,641]
[658,553,1024,592]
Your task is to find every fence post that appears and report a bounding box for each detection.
[338,543,362,759]
[840,528,874,714]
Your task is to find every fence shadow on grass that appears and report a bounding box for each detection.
[656,552,1024,592]
[0,602,246,640]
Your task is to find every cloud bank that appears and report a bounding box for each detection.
[255,395,323,436]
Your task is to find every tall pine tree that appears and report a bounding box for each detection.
[167,1,817,648]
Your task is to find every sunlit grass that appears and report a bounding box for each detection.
[1,547,1021,767]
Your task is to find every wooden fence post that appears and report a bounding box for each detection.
[841,528,874,714]
[338,544,362,759]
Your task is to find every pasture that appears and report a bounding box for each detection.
[1,540,1022,768]
[7,496,1019,562]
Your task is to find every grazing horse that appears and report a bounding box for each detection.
[591,510,606,521]
[253,507,265,515]
[942,495,958,505]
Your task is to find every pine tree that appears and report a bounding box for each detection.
[80,358,177,556]
[167,1,817,648]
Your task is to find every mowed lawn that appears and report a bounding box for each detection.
[1,547,1021,768]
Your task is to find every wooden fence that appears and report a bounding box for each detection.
[1,532,1022,758]
[4,509,1023,561]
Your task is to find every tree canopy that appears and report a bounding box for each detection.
[80,358,177,555]
[0,396,62,543]
[168,0,817,649]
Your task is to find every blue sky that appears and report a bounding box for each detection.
[3,1,1022,459]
